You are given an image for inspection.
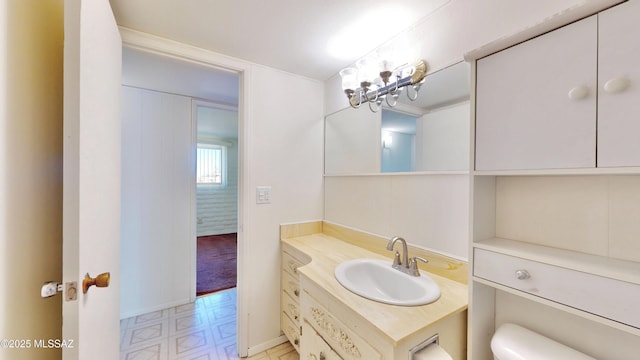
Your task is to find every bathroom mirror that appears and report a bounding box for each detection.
[325,61,470,175]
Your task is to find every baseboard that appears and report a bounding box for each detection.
[246,335,288,356]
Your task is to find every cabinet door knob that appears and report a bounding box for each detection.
[568,86,589,100]
[319,352,326,360]
[515,269,530,280]
[604,77,630,94]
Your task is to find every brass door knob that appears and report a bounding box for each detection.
[82,272,110,294]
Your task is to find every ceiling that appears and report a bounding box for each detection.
[109,0,450,81]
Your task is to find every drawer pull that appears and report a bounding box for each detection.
[288,260,299,274]
[319,352,326,360]
[515,269,530,280]
[294,289,300,297]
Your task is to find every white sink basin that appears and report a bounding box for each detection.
[334,258,441,306]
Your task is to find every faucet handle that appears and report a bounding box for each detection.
[411,256,428,265]
[409,256,428,276]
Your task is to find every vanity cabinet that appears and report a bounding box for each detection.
[475,0,640,171]
[300,281,382,360]
[280,250,308,352]
[469,2,640,359]
[280,230,468,360]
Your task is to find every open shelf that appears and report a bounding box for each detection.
[472,276,640,337]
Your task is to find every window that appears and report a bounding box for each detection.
[197,144,226,185]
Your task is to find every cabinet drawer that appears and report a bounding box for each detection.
[281,290,300,325]
[474,248,640,328]
[282,251,304,277]
[302,292,381,360]
[281,311,300,352]
[282,270,300,299]
[302,321,343,360]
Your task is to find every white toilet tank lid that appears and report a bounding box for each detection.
[491,323,596,360]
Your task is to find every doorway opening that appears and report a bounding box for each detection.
[120,46,245,354]
[194,101,239,296]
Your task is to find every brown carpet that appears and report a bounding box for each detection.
[197,233,237,296]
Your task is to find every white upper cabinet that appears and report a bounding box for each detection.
[597,0,640,167]
[477,3,640,172]
[475,16,597,171]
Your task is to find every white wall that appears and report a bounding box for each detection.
[325,174,469,259]
[496,175,640,262]
[416,101,470,171]
[325,106,380,174]
[120,86,193,318]
[0,1,64,359]
[245,64,325,352]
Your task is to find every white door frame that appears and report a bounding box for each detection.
[119,28,252,357]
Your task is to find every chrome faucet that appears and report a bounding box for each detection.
[386,236,409,270]
[386,236,429,276]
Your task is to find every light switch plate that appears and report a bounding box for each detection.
[256,186,272,204]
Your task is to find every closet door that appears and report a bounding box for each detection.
[597,1,640,167]
[475,16,597,171]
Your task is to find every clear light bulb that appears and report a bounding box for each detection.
[339,67,358,93]
[377,46,395,84]
[356,57,379,89]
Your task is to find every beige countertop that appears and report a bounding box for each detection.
[282,232,469,345]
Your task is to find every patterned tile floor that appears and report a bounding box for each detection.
[120,288,299,360]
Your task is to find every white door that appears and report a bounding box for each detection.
[597,0,640,167]
[475,16,597,171]
[62,1,122,359]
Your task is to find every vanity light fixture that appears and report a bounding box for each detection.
[339,54,427,113]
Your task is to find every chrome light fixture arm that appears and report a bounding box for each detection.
[344,59,427,112]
